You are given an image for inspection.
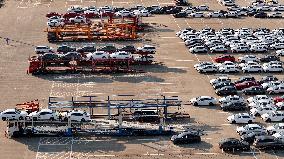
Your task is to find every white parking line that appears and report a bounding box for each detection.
[194,152,218,155]
[221,123,231,126]
[162,92,180,94]
[161,36,178,39]
[159,83,174,85]
[93,154,116,157]
[143,153,164,156]
[175,59,194,62]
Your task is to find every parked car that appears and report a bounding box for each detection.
[234,76,255,84]
[215,55,235,63]
[276,49,284,56]
[118,45,136,53]
[263,65,283,72]
[235,81,260,90]
[190,96,217,106]
[219,95,244,104]
[213,82,235,90]
[216,86,238,96]
[69,16,87,23]
[267,85,284,94]
[210,77,231,85]
[57,45,76,53]
[47,20,65,27]
[38,53,61,61]
[189,46,208,53]
[174,12,188,18]
[242,65,262,73]
[243,86,266,95]
[97,45,117,53]
[253,136,284,150]
[227,113,255,123]
[0,109,28,121]
[219,138,250,151]
[219,66,240,73]
[236,124,266,135]
[240,132,268,144]
[76,46,96,53]
[136,45,156,53]
[171,132,201,144]
[261,111,284,122]
[27,109,58,121]
[267,123,284,134]
[250,106,277,116]
[196,65,218,73]
[260,55,280,62]
[110,51,133,59]
[35,46,53,54]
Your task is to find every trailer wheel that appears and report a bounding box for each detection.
[33,117,37,121]
[64,117,68,121]
[2,117,6,121]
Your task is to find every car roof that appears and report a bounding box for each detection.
[247,124,261,127]
[3,109,16,112]
[199,96,213,99]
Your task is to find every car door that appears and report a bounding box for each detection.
[39,112,49,120]
[6,112,17,119]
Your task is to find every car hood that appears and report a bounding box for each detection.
[190,98,197,102]
[227,115,234,120]
[237,126,245,132]
[261,113,269,118]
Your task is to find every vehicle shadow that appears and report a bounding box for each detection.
[175,141,213,150]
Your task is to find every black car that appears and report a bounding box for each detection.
[254,12,267,18]
[243,86,266,95]
[97,45,117,53]
[171,131,201,144]
[57,45,76,53]
[254,28,270,33]
[166,7,182,14]
[221,102,247,111]
[259,75,279,84]
[213,82,235,90]
[216,86,238,96]
[61,52,82,61]
[253,135,284,150]
[117,45,136,53]
[240,132,267,144]
[260,55,280,62]
[38,53,61,61]
[174,12,188,18]
[219,138,250,151]
[234,76,255,84]
[76,46,96,53]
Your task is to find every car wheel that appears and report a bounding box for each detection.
[282,118,284,122]
[64,117,68,121]
[232,120,236,124]
[102,56,106,59]
[258,70,261,73]
[248,120,252,124]
[255,113,260,116]
[81,118,86,122]
[50,117,54,121]
[194,102,198,106]
[19,116,23,120]
[266,118,271,122]
[209,102,214,106]
[2,117,6,121]
[33,117,38,121]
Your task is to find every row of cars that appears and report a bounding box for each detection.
[34,45,156,62]
[0,109,91,122]
[194,55,283,73]
[176,27,284,54]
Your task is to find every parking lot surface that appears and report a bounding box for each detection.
[0,0,284,158]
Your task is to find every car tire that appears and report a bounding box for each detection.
[50,117,54,121]
[209,102,214,106]
[232,120,236,124]
[19,116,23,120]
[194,102,198,106]
[282,118,284,122]
[255,113,260,116]
[2,117,6,121]
[248,120,252,124]
[33,117,37,121]
[258,70,261,73]
[266,118,271,122]
[81,118,86,122]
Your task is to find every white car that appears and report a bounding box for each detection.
[227,113,256,124]
[271,43,284,50]
[247,95,272,104]
[35,46,53,54]
[276,49,284,56]
[216,61,236,68]
[27,109,58,121]
[248,99,274,109]
[272,132,284,140]
[196,65,218,73]
[267,85,284,94]
[262,81,283,90]
[239,61,260,68]
[190,96,218,106]
[133,9,150,17]
[273,6,284,11]
[219,65,240,73]
[134,55,154,62]
[84,8,99,15]
[210,45,227,53]
[207,12,224,18]
[190,12,204,18]
[115,10,131,17]
[268,12,282,18]
[231,46,249,53]
[194,62,214,69]
[261,111,284,122]
[242,65,262,73]
[210,76,231,85]
[62,110,91,122]
[69,16,87,23]
[0,109,28,121]
[189,46,208,53]
[263,65,283,72]
[110,51,133,59]
[219,95,245,104]
[136,45,156,53]
[236,124,266,135]
[85,51,109,60]
[48,16,64,22]
[225,11,239,18]
[267,123,284,134]
[47,20,65,27]
[250,106,277,116]
[250,45,268,53]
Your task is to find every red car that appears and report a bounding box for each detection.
[46,12,61,18]
[63,12,81,18]
[214,55,235,63]
[274,96,284,103]
[235,81,260,90]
